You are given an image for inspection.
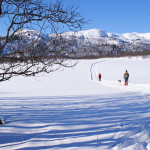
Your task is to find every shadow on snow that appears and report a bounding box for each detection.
[0,93,150,149]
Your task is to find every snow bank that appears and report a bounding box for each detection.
[0,57,150,150]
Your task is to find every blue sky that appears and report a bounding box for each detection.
[65,0,150,34]
[1,0,150,36]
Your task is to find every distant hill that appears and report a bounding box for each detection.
[1,29,150,59]
[62,29,150,58]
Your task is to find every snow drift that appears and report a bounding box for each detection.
[0,57,150,150]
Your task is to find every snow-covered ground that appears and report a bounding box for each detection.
[0,57,150,150]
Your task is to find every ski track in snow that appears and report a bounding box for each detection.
[90,59,150,95]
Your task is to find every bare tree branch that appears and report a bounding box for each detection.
[0,0,85,82]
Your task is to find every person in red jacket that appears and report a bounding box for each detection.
[98,73,101,81]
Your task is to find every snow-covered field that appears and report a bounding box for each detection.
[0,57,150,150]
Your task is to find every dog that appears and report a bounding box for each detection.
[118,80,121,85]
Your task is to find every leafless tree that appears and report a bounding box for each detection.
[0,0,85,81]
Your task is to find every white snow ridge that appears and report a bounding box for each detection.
[64,28,150,41]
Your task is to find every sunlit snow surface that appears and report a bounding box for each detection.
[0,57,150,150]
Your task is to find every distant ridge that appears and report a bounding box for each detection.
[63,28,150,42]
[1,28,150,58]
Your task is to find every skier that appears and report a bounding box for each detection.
[98,73,101,81]
[123,70,129,86]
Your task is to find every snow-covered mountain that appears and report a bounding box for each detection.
[62,29,150,57]
[1,29,150,58]
[63,28,150,44]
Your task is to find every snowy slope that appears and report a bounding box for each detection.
[63,28,150,43]
[61,29,150,56]
[2,29,150,58]
[0,57,150,150]
[122,32,150,40]
[14,28,150,42]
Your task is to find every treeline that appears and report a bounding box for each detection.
[66,38,150,58]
